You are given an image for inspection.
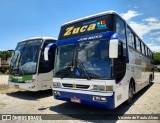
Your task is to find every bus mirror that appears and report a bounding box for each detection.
[44,47,49,61]
[109,39,118,58]
[44,43,56,61]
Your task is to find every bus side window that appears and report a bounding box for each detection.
[141,42,145,55]
[127,27,135,48]
[135,37,141,52]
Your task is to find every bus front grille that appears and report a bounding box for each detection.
[62,83,90,89]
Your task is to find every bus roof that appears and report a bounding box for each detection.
[62,10,123,26]
[20,37,57,43]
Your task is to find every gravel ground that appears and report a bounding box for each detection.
[0,73,160,123]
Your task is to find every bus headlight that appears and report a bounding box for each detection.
[99,85,105,91]
[53,82,61,87]
[93,85,98,90]
[92,85,113,91]
[106,86,113,91]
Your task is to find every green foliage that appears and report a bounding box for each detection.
[0,50,13,74]
[0,51,12,59]
[153,52,160,65]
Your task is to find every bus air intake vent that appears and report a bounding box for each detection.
[62,83,90,89]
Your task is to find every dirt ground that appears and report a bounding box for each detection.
[0,73,160,123]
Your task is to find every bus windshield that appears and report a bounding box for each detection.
[10,40,42,75]
[54,39,112,79]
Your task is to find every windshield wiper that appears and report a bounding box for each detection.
[86,71,101,79]
[60,61,74,79]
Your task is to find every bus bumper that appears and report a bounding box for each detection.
[8,81,38,91]
[52,89,115,109]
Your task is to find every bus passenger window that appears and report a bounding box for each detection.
[127,28,135,48]
[136,37,141,52]
[141,42,145,54]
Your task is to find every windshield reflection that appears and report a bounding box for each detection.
[54,39,112,79]
[10,40,42,75]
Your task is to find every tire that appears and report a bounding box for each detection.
[127,80,134,103]
[148,76,152,87]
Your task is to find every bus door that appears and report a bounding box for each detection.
[38,40,56,90]
[114,41,126,83]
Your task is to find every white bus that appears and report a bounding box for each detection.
[9,37,57,91]
[45,11,154,108]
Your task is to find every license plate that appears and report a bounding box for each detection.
[71,97,81,103]
[14,85,19,89]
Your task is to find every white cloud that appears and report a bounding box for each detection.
[150,31,160,36]
[143,17,159,23]
[121,10,160,52]
[121,11,160,39]
[150,36,160,42]
[147,44,160,52]
[128,20,160,38]
[121,10,142,21]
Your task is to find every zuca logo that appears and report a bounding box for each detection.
[63,23,96,36]
[97,20,107,30]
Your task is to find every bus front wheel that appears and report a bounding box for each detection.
[148,75,153,87]
[127,80,135,103]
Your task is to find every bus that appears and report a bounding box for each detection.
[45,11,154,109]
[9,37,57,91]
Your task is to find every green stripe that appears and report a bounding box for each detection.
[9,74,33,82]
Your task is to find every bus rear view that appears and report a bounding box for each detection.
[48,11,154,109]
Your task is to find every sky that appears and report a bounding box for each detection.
[0,0,160,52]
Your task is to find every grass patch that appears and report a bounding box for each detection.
[0,84,19,94]
[0,84,10,91]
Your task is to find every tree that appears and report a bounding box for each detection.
[0,51,2,58]
[153,52,160,65]
[0,51,12,60]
